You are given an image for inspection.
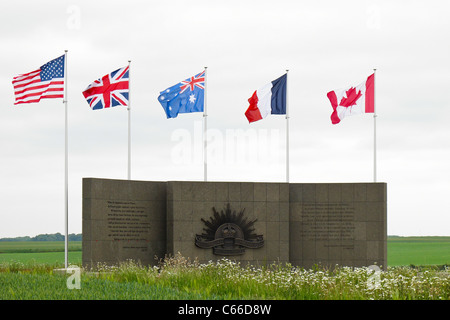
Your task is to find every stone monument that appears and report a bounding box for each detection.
[82,178,387,269]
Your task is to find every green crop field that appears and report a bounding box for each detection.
[0,238,449,267]
[387,236,450,266]
[0,241,82,265]
[0,241,81,253]
[0,251,82,264]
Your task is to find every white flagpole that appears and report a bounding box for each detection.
[63,50,69,269]
[203,67,208,182]
[285,69,290,183]
[127,60,131,180]
[373,68,377,183]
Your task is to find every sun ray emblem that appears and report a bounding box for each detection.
[195,203,264,255]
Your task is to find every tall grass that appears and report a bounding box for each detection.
[90,253,450,300]
[0,273,205,300]
[1,253,449,300]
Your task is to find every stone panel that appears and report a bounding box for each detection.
[82,178,167,269]
[168,181,290,266]
[289,183,387,269]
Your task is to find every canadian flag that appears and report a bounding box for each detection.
[327,73,374,124]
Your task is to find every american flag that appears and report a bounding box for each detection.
[82,66,129,110]
[12,55,65,105]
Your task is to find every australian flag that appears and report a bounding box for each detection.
[158,70,205,118]
[82,66,129,110]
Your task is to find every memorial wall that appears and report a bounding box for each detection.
[289,183,387,269]
[82,178,387,269]
[82,179,166,268]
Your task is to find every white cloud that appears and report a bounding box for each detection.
[0,0,449,237]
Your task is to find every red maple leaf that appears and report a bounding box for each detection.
[339,87,362,108]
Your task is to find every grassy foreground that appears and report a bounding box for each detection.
[0,254,449,300]
[0,238,449,300]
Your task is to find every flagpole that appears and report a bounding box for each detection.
[373,68,377,183]
[63,50,69,269]
[285,69,290,183]
[203,67,208,182]
[127,60,131,180]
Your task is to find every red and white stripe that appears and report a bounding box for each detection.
[327,73,374,124]
[12,69,64,105]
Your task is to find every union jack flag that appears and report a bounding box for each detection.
[82,66,129,110]
[180,71,205,94]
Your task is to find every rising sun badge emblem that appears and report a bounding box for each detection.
[195,203,264,256]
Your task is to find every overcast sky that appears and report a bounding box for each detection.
[1,0,449,237]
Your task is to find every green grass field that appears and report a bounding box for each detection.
[0,272,206,300]
[0,238,449,267]
[387,236,450,266]
[1,253,449,300]
[0,240,449,300]
[0,241,82,265]
[0,241,81,253]
[0,251,82,264]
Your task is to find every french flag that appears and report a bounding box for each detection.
[245,73,287,123]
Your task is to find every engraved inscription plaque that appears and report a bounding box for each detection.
[301,203,355,244]
[106,201,150,242]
